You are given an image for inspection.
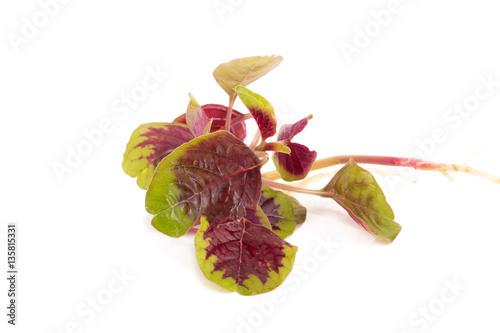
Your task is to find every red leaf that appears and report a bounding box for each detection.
[196,216,297,295]
[174,104,247,141]
[146,131,264,237]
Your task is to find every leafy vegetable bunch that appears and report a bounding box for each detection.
[123,55,499,295]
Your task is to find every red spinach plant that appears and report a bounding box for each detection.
[123,55,499,295]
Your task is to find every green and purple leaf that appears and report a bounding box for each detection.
[272,115,317,182]
[321,160,401,242]
[174,104,247,141]
[259,185,296,239]
[234,86,277,141]
[262,142,291,154]
[185,93,210,137]
[145,131,264,237]
[213,55,283,98]
[244,205,272,230]
[122,123,195,189]
[195,216,297,295]
[273,143,317,182]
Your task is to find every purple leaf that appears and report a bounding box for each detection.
[174,104,247,141]
[244,205,272,230]
[145,131,264,237]
[273,142,317,182]
[195,216,297,295]
[258,185,296,239]
[122,123,194,189]
[272,115,317,181]
[277,115,311,141]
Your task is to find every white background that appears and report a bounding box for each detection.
[1,1,500,332]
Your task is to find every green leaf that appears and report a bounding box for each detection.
[122,123,194,189]
[259,185,296,239]
[187,92,200,109]
[262,142,291,154]
[234,86,277,141]
[145,131,264,237]
[321,160,401,242]
[213,55,283,98]
[287,195,307,225]
[195,216,297,295]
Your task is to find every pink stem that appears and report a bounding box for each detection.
[231,113,253,124]
[224,95,236,131]
[315,155,440,170]
[261,178,322,196]
[262,155,500,184]
[249,130,261,151]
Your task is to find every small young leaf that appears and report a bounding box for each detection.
[273,143,317,182]
[187,92,200,109]
[195,216,297,295]
[203,118,213,135]
[234,86,277,141]
[272,116,317,181]
[122,123,194,189]
[259,185,296,239]
[277,115,312,141]
[322,160,401,242]
[174,104,247,141]
[146,131,264,237]
[213,55,283,97]
[262,142,291,154]
[287,195,307,225]
[185,94,209,137]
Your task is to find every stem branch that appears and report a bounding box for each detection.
[232,113,253,124]
[261,178,323,196]
[249,130,261,151]
[224,95,237,131]
[262,155,500,184]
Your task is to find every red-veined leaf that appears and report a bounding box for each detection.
[272,115,317,181]
[122,123,194,189]
[195,216,297,295]
[145,131,264,237]
[235,85,277,141]
[174,104,247,141]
